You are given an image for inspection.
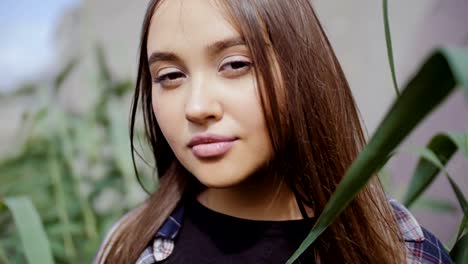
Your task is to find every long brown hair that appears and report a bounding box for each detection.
[99,0,406,263]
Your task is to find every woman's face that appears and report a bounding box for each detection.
[147,0,273,188]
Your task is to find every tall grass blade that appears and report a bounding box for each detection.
[446,176,467,213]
[448,133,468,159]
[48,151,76,259]
[382,0,399,96]
[398,132,467,242]
[454,209,467,243]
[412,198,457,213]
[446,175,468,243]
[0,244,10,264]
[3,197,55,264]
[400,133,458,207]
[54,58,78,91]
[450,233,468,263]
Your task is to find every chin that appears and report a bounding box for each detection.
[177,150,271,189]
[194,171,249,189]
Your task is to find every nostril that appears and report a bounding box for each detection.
[185,110,220,124]
[185,100,223,123]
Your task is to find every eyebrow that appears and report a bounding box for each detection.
[206,36,246,57]
[148,52,182,68]
[148,37,246,67]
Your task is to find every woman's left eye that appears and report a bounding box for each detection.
[219,60,252,78]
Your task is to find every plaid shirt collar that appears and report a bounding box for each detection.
[136,199,452,264]
[136,206,184,264]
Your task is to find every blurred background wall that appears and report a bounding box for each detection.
[1,0,467,245]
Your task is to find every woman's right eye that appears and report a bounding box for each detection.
[153,70,186,88]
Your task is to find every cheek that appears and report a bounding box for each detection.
[247,90,274,161]
[229,83,273,157]
[152,91,182,149]
[233,82,269,138]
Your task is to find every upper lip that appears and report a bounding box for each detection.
[187,133,237,148]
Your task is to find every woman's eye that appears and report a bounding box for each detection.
[219,60,252,78]
[154,71,185,88]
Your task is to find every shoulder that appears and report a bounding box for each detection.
[388,198,453,264]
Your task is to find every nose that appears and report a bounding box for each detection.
[184,75,223,125]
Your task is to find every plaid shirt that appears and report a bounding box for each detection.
[134,199,452,264]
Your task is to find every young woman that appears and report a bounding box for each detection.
[96,0,453,263]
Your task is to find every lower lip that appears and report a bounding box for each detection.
[191,140,236,158]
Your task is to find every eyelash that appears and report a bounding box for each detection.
[154,72,185,84]
[153,60,253,87]
[220,60,252,73]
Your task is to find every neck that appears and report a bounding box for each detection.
[196,171,313,221]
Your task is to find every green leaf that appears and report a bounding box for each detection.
[95,44,112,85]
[48,153,76,259]
[382,0,399,96]
[0,244,10,264]
[112,80,133,97]
[287,48,468,263]
[55,111,99,241]
[398,133,467,234]
[447,174,468,242]
[448,132,468,159]
[54,58,78,91]
[443,48,468,95]
[446,175,468,213]
[455,212,468,243]
[400,134,458,207]
[10,83,37,97]
[2,197,55,264]
[450,233,468,263]
[378,167,395,196]
[412,197,457,213]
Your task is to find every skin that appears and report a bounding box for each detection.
[147,0,307,221]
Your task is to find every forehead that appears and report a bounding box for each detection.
[147,0,240,54]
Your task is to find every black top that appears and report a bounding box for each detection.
[161,199,316,264]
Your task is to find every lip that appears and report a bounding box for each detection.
[188,133,238,158]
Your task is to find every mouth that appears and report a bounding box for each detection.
[188,133,238,158]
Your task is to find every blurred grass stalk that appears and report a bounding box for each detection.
[0,45,150,263]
